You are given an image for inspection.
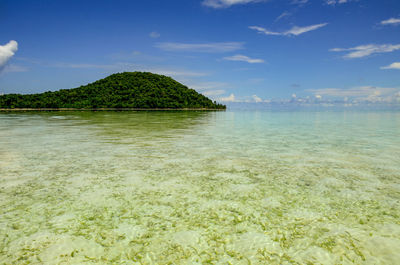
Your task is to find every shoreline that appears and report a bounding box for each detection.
[0,108,226,112]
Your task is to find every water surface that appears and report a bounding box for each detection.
[0,111,399,264]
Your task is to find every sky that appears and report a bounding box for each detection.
[1,0,400,106]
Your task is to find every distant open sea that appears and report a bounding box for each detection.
[1,110,399,264]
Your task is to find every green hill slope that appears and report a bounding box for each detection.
[0,72,226,109]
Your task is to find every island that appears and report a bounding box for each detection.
[0,72,226,110]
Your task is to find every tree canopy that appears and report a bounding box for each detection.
[0,72,226,109]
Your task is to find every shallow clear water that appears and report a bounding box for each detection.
[0,111,399,264]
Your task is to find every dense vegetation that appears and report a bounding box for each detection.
[0,72,226,109]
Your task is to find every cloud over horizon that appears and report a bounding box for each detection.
[249,23,327,36]
[220,93,236,102]
[308,86,400,103]
[0,40,18,71]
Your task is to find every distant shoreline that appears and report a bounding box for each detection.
[0,108,226,111]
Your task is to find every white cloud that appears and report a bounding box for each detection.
[291,0,308,5]
[218,94,265,103]
[380,18,400,26]
[249,26,281,36]
[287,24,328,36]
[0,40,18,70]
[249,23,327,36]
[149,32,160,38]
[325,0,350,5]
[381,62,400,70]
[215,86,400,105]
[220,93,236,102]
[308,86,395,97]
[308,86,400,103]
[330,44,400,58]
[252,95,263,102]
[275,11,291,22]
[202,0,266,8]
[223,54,264,63]
[155,42,244,53]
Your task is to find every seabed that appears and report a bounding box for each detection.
[0,111,399,264]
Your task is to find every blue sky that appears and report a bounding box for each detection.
[1,0,400,106]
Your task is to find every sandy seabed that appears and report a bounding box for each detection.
[0,111,399,264]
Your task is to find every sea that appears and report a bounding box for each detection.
[0,110,399,264]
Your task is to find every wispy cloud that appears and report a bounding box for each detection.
[248,78,264,84]
[54,63,116,69]
[52,62,209,77]
[149,31,161,38]
[0,64,28,74]
[325,0,350,5]
[381,62,400,70]
[275,11,292,22]
[308,86,395,97]
[187,81,228,98]
[0,40,18,71]
[291,0,308,6]
[249,23,327,36]
[308,86,400,103]
[188,81,229,91]
[380,18,400,26]
[155,42,244,53]
[203,90,226,96]
[13,57,209,79]
[149,69,208,77]
[330,44,400,58]
[202,0,266,8]
[223,54,264,63]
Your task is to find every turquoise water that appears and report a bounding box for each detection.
[0,111,399,264]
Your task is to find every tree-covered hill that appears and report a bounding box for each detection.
[0,72,226,109]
